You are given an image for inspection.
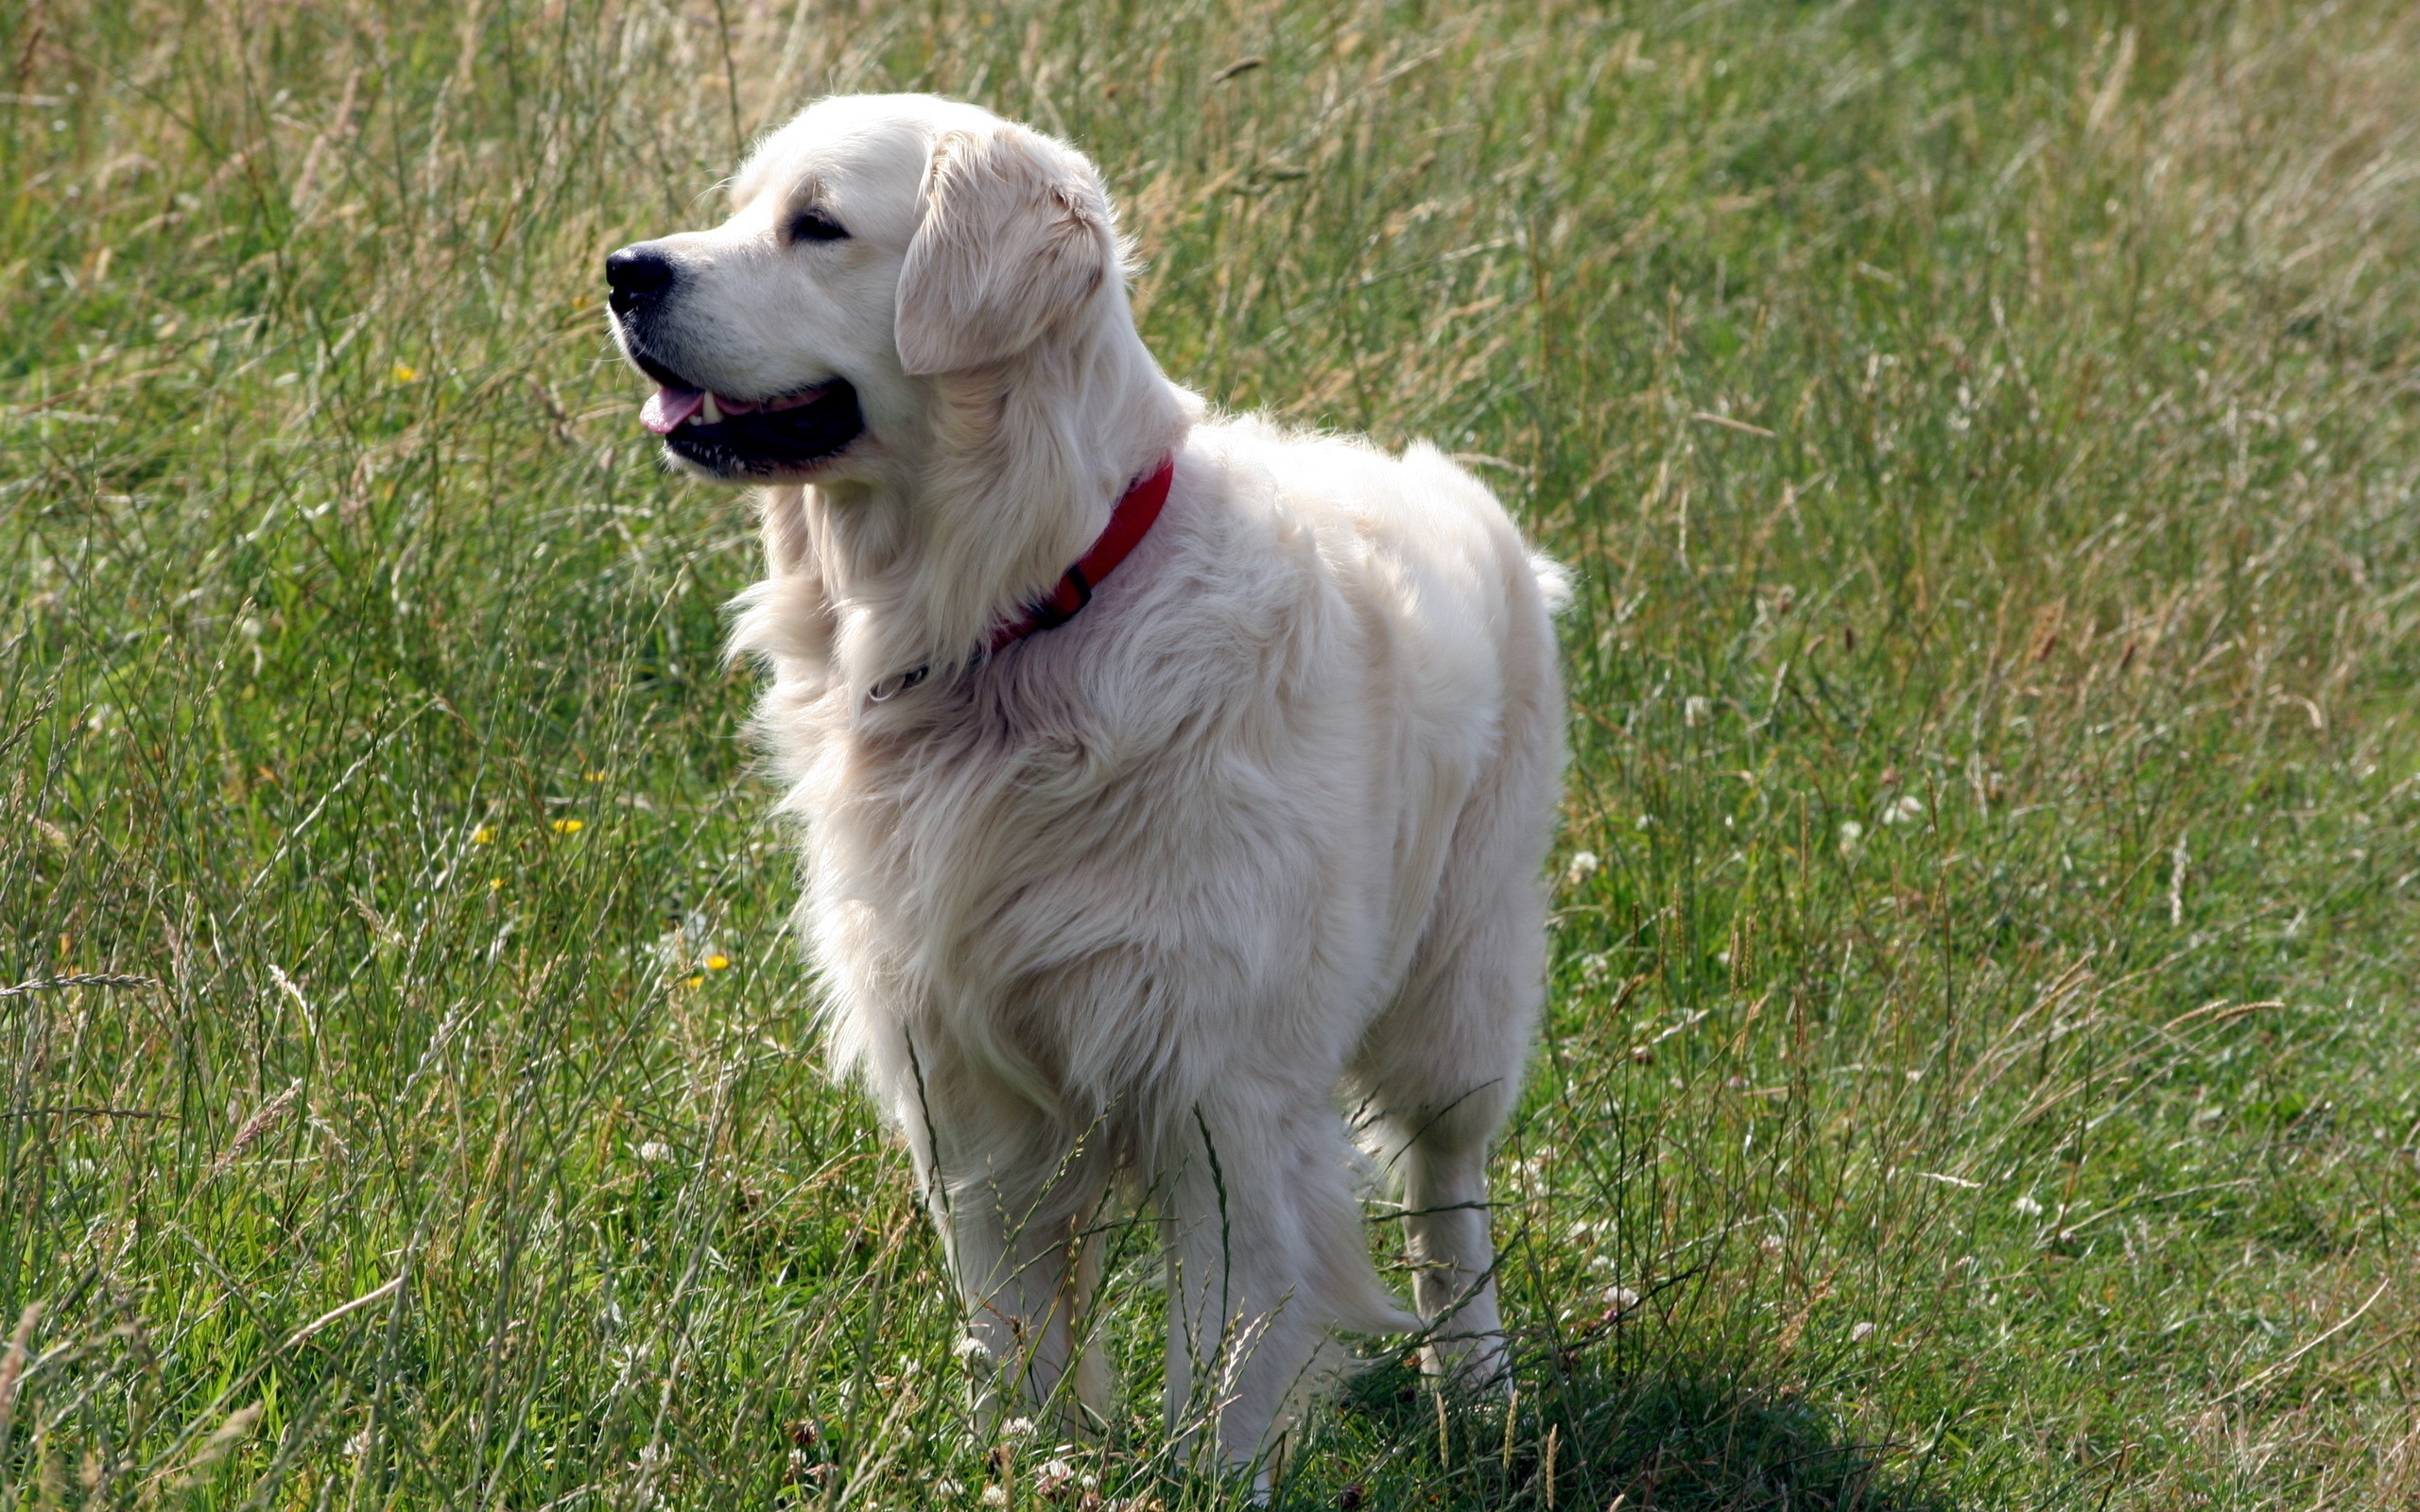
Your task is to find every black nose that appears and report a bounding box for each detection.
[605,244,677,317]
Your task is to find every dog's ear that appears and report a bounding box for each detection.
[894,126,1112,376]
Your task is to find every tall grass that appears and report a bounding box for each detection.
[5,0,2420,1506]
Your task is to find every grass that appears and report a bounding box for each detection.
[6,0,2420,1505]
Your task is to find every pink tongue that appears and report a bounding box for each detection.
[641,386,704,435]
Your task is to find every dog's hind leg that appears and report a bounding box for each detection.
[1387,1081,1514,1388]
[1357,900,1541,1388]
[1355,734,1555,1390]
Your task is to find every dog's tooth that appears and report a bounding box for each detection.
[700,392,721,425]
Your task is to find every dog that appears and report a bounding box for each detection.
[605,94,1566,1486]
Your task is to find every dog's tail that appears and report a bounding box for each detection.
[1529,552,1574,617]
[1293,1124,1425,1340]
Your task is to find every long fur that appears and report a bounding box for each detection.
[619,94,1566,1486]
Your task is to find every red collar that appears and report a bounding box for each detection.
[987,456,1177,652]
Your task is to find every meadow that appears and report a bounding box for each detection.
[6,0,2420,1505]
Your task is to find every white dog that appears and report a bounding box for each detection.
[606,94,1565,1485]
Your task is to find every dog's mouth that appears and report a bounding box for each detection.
[637,373,866,478]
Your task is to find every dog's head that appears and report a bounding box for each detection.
[605,94,1120,483]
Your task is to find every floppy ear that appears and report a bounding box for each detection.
[894,126,1113,375]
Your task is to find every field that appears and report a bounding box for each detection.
[8,0,2420,1505]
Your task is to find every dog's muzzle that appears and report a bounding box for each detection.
[604,241,869,479]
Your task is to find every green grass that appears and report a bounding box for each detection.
[7,0,2420,1506]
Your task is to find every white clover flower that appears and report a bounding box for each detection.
[2014,1194,2044,1216]
[636,1141,671,1163]
[1850,1321,1876,1343]
[1564,850,1600,885]
[1882,794,1924,826]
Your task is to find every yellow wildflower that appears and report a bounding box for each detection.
[472,826,495,845]
[551,817,583,834]
[390,363,419,383]
[705,954,730,971]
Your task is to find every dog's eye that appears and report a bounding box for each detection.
[787,207,849,244]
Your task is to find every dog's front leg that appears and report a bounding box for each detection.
[888,1033,1111,1438]
[908,1094,1114,1446]
[952,1207,1063,1422]
[947,1187,1100,1436]
[1158,1103,1392,1499]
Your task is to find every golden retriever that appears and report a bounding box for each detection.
[606,93,1565,1490]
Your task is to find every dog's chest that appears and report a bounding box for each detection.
[812,685,1173,951]
[792,655,1407,1023]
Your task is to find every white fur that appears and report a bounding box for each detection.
[620,94,1566,1485]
